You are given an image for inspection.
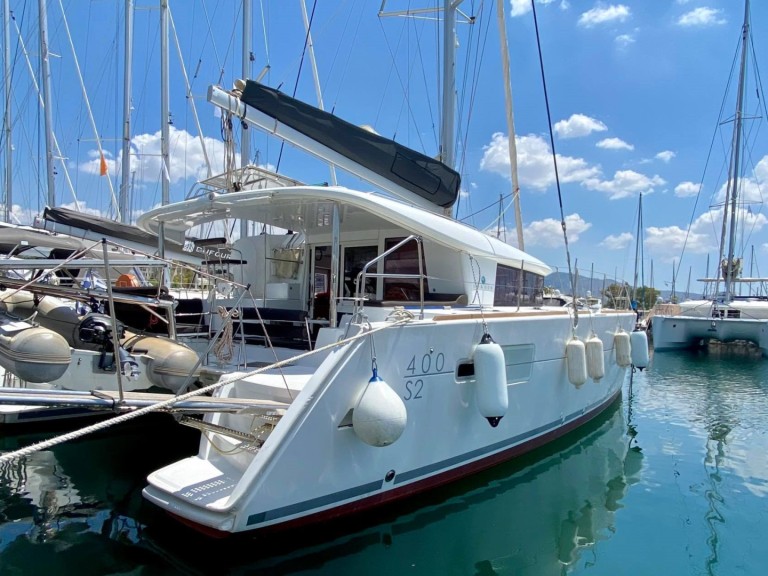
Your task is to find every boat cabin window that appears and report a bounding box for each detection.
[343,245,378,297]
[310,244,378,308]
[382,238,428,300]
[494,265,544,307]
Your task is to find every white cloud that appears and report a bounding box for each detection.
[596,137,634,151]
[677,8,726,27]
[752,154,768,183]
[600,232,633,250]
[675,181,700,198]
[480,132,601,190]
[554,114,608,139]
[655,150,676,163]
[645,225,712,263]
[510,0,557,17]
[713,178,765,205]
[615,34,635,47]
[578,4,630,27]
[646,207,768,263]
[582,170,665,199]
[524,213,591,248]
[79,126,227,185]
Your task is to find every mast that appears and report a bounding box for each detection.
[38,0,56,207]
[119,0,134,223]
[300,0,337,187]
[495,0,524,249]
[3,0,11,222]
[240,0,251,240]
[723,0,750,303]
[632,193,643,300]
[158,0,169,259]
[440,0,461,217]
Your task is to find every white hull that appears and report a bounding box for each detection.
[651,299,768,355]
[144,308,635,534]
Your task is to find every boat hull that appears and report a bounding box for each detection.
[651,314,768,355]
[143,310,635,534]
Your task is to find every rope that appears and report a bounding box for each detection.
[0,317,412,464]
[531,0,578,329]
[212,306,238,364]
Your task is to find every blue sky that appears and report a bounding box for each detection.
[4,0,768,293]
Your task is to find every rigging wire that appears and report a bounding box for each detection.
[376,12,431,150]
[258,0,270,66]
[459,189,513,222]
[197,0,234,86]
[530,0,577,325]
[10,5,80,213]
[673,10,768,292]
[455,2,485,175]
[322,1,362,116]
[276,0,318,174]
[55,0,119,216]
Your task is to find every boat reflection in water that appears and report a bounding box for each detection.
[148,397,643,575]
[0,401,642,574]
[0,416,198,573]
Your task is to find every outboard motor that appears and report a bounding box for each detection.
[76,313,140,380]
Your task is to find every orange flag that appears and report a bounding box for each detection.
[99,153,108,176]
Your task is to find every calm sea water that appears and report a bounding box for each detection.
[1,347,767,575]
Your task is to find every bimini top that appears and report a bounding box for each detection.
[137,185,551,277]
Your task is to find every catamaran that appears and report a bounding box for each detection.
[651,0,768,355]
[134,61,645,533]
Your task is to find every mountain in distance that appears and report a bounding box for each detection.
[544,271,701,302]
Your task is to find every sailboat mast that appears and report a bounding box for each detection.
[38,0,56,207]
[495,0,524,250]
[3,0,11,222]
[633,192,643,299]
[119,0,134,223]
[300,0,337,187]
[440,0,460,217]
[158,0,169,259]
[724,0,750,302]
[240,0,252,240]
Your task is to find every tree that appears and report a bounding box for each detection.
[635,286,660,310]
[602,282,630,308]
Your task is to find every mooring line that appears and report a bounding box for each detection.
[0,318,411,464]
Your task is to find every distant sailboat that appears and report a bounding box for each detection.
[652,0,768,355]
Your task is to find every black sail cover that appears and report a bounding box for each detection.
[43,205,182,248]
[240,80,460,209]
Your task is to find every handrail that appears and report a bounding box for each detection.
[354,235,425,320]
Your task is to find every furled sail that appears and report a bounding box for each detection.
[239,80,460,209]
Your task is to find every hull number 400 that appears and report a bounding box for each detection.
[403,350,445,401]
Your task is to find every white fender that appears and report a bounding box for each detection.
[630,329,650,370]
[566,336,587,387]
[585,333,605,382]
[473,333,508,427]
[353,369,407,447]
[614,329,631,367]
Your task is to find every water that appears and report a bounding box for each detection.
[1,348,767,575]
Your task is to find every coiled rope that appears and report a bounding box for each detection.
[0,317,412,464]
[212,306,238,364]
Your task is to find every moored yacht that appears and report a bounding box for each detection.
[133,75,642,534]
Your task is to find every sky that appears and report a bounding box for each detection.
[3,0,768,294]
